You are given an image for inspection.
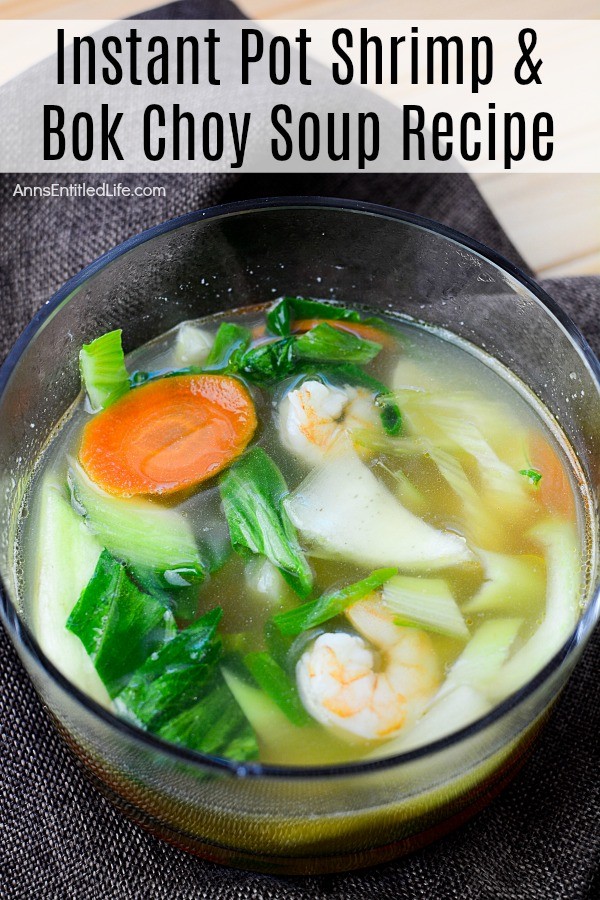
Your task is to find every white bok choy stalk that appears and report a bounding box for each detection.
[367,685,492,757]
[488,520,582,701]
[222,668,345,765]
[33,474,111,708]
[69,459,207,584]
[463,549,546,614]
[283,448,473,572]
[382,575,469,639]
[433,618,523,703]
[397,386,532,525]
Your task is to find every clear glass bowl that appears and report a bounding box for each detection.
[0,198,598,875]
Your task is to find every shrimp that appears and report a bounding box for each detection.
[296,595,440,741]
[278,379,380,465]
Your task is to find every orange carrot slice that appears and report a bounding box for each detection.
[79,374,257,497]
[528,433,576,520]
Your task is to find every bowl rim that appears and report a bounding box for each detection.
[1,195,599,780]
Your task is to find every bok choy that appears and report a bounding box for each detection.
[283,449,472,572]
[79,329,129,411]
[272,567,397,636]
[488,520,581,700]
[266,296,364,337]
[463,550,546,614]
[433,618,523,703]
[244,651,310,725]
[204,322,252,371]
[382,575,469,638]
[69,461,207,586]
[115,608,222,729]
[294,322,382,364]
[156,674,258,760]
[67,550,176,698]
[220,447,313,597]
[33,474,109,706]
[172,323,214,367]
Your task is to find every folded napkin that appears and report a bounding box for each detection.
[0,2,598,897]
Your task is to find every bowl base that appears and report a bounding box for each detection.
[82,740,534,877]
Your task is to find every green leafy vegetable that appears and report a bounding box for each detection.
[266,297,363,337]
[382,575,469,638]
[264,618,294,671]
[378,398,402,436]
[67,550,176,698]
[156,674,258,760]
[115,608,222,729]
[205,322,252,371]
[295,323,382,364]
[239,338,298,384]
[244,651,310,726]
[519,467,543,486]
[70,461,207,587]
[79,329,129,411]
[220,447,313,598]
[272,567,397,636]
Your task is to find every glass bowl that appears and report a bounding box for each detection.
[0,198,598,876]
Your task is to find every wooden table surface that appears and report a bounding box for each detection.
[1,0,598,279]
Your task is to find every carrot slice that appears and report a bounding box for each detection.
[79,375,257,497]
[527,433,576,520]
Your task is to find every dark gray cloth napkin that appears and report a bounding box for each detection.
[1,2,599,898]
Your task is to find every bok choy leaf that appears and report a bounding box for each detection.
[266,297,363,337]
[115,608,222,729]
[239,337,298,384]
[272,567,397,636]
[244,651,310,726]
[220,447,313,598]
[294,323,382,364]
[204,322,252,371]
[156,673,258,760]
[79,329,129,411]
[67,549,176,698]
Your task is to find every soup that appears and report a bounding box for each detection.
[20,298,590,766]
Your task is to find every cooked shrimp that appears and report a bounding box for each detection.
[278,379,380,465]
[296,595,440,741]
